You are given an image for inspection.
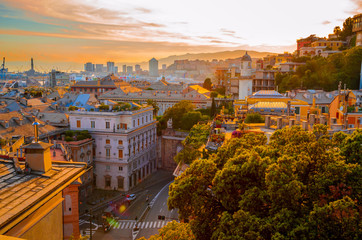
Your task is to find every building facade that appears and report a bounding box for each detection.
[149,58,159,77]
[69,107,157,192]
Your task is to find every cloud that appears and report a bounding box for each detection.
[135,7,152,14]
[322,20,331,25]
[347,0,362,14]
[220,28,244,40]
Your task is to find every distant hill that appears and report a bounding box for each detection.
[118,50,277,70]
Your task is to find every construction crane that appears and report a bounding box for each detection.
[0,57,6,80]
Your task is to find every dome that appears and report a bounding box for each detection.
[241,51,251,61]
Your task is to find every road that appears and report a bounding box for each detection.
[135,181,179,239]
[80,174,175,239]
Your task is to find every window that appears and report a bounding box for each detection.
[77,120,81,128]
[91,121,95,128]
[118,140,123,145]
[119,149,123,159]
[105,176,111,187]
[106,165,110,171]
[106,121,110,129]
[119,166,123,171]
[118,176,124,189]
[146,116,148,122]
[106,149,110,158]
[138,119,140,126]
[142,117,144,124]
[106,139,110,144]
[133,120,135,127]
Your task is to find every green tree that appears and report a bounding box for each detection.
[139,221,195,240]
[147,99,159,116]
[333,26,341,39]
[163,100,195,129]
[168,125,361,239]
[340,17,354,41]
[203,78,212,90]
[181,111,203,130]
[244,113,264,123]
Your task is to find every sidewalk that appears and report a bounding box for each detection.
[79,169,174,216]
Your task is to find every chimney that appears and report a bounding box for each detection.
[23,122,53,173]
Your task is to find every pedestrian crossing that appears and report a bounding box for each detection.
[109,220,173,230]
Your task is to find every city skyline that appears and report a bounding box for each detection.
[0,0,361,71]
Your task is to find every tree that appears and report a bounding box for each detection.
[210,91,218,98]
[244,113,264,123]
[138,221,195,240]
[163,100,195,129]
[203,78,212,90]
[147,99,159,116]
[180,111,203,130]
[333,26,341,39]
[167,125,361,239]
[340,17,354,41]
[210,97,216,117]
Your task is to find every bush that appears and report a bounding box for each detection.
[65,130,74,137]
[65,136,73,142]
[244,113,265,123]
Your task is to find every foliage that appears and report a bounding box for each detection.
[159,100,209,131]
[210,97,216,117]
[183,123,210,149]
[277,47,362,92]
[65,130,91,141]
[203,78,213,90]
[163,100,195,129]
[147,99,159,116]
[168,125,362,239]
[210,91,218,98]
[180,111,203,130]
[215,86,226,96]
[99,104,110,111]
[68,106,78,111]
[244,113,265,123]
[174,123,210,165]
[112,102,132,111]
[139,221,195,240]
[0,139,6,147]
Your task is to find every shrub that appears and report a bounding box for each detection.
[244,113,265,123]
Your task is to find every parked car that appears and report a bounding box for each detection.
[126,194,136,201]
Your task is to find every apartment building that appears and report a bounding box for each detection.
[69,107,157,192]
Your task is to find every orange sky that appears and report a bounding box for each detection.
[0,0,360,71]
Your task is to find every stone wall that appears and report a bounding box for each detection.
[161,129,188,171]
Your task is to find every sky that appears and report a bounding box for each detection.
[0,0,361,72]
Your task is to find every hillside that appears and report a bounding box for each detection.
[118,50,277,70]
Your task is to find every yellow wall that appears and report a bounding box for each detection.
[5,193,64,240]
[311,40,343,50]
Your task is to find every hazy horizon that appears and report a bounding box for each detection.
[0,0,361,72]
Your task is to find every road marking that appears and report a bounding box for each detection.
[162,202,165,206]
[158,221,162,228]
[117,222,121,229]
[159,208,162,213]
[125,222,130,228]
[140,222,145,228]
[145,222,149,228]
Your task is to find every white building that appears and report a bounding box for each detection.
[239,52,253,100]
[69,107,157,191]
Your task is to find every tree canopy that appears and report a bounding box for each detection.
[166,126,362,240]
[276,47,362,92]
[158,100,210,131]
[203,78,212,90]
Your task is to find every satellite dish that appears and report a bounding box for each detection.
[340,106,343,111]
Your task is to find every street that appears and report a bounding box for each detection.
[79,172,177,240]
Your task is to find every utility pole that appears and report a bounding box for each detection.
[89,208,93,240]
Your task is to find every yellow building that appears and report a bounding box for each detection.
[311,40,344,51]
[0,139,87,240]
[234,90,310,118]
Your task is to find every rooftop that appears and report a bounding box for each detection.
[0,159,86,232]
